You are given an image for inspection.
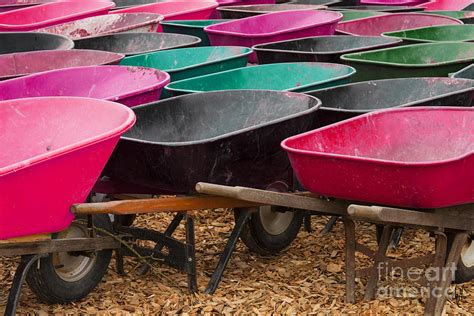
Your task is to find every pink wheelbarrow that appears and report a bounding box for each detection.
[361,0,428,5]
[417,0,474,10]
[113,1,219,31]
[0,96,135,239]
[0,65,170,107]
[336,12,462,36]
[205,9,343,63]
[0,1,115,31]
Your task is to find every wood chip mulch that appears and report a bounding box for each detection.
[1,209,473,315]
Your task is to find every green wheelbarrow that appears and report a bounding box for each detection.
[340,42,474,82]
[164,62,356,96]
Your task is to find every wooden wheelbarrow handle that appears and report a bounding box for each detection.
[72,194,260,216]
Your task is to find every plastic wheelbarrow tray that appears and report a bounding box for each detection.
[418,0,474,10]
[102,90,321,194]
[383,25,474,44]
[165,62,356,95]
[0,32,73,55]
[217,4,328,19]
[340,42,474,81]
[204,10,343,63]
[74,32,201,56]
[161,19,232,46]
[451,64,474,79]
[306,77,474,127]
[113,2,219,31]
[0,49,124,80]
[218,0,277,6]
[253,36,402,64]
[423,10,474,24]
[288,0,342,5]
[336,13,462,36]
[361,0,427,5]
[0,1,115,31]
[111,0,160,10]
[331,5,424,12]
[36,13,164,39]
[0,65,170,107]
[111,0,218,10]
[0,97,135,239]
[340,10,387,21]
[120,46,252,82]
[282,107,474,209]
[0,0,54,12]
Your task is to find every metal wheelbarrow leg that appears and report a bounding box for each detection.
[425,232,469,316]
[5,254,47,316]
[205,208,255,294]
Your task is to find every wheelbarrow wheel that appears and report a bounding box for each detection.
[447,232,474,284]
[25,214,113,304]
[236,206,303,256]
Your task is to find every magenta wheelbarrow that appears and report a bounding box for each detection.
[0,65,170,107]
[336,12,462,36]
[0,1,115,31]
[204,9,343,62]
[113,1,219,31]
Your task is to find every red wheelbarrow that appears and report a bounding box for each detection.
[283,107,473,208]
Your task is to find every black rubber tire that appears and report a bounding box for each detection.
[116,214,137,227]
[447,232,474,284]
[25,215,113,304]
[235,207,304,256]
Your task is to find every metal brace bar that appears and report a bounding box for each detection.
[5,254,47,316]
[205,208,254,294]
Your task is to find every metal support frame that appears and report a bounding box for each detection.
[195,183,474,315]
[5,254,47,316]
[117,212,197,293]
[3,184,473,315]
[205,208,255,294]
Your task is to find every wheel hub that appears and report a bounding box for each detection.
[53,223,97,282]
[461,238,474,268]
[259,205,295,235]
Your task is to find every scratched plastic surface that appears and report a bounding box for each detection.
[37,13,163,39]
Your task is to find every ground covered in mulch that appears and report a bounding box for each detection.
[1,209,473,314]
